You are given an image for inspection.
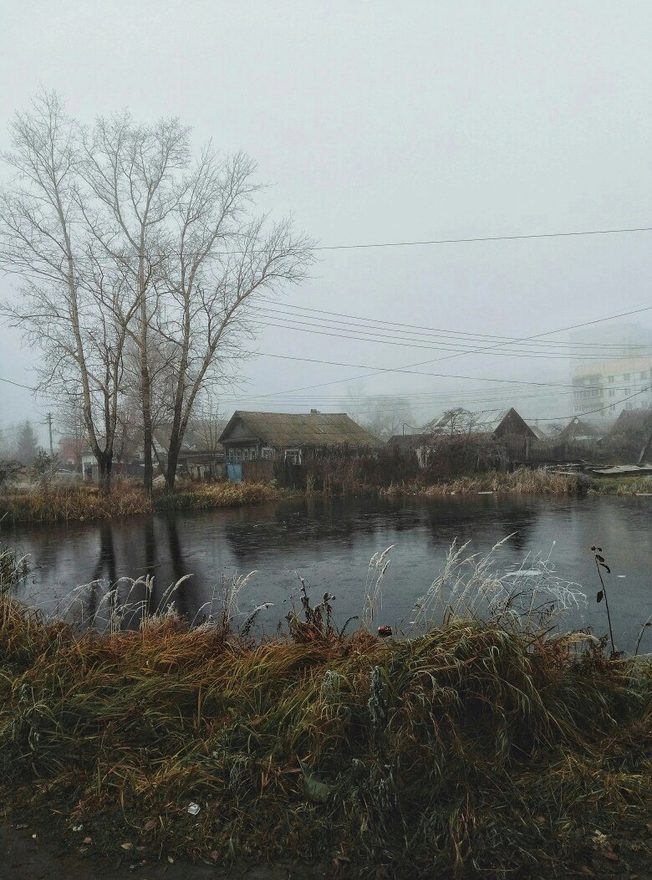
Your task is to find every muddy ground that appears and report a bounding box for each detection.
[0,825,328,880]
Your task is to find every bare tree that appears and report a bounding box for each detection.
[1,93,312,494]
[192,395,226,454]
[79,114,189,493]
[153,151,312,491]
[0,93,136,493]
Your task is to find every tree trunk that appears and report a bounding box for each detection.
[165,437,181,493]
[142,408,153,494]
[140,302,154,495]
[97,451,113,495]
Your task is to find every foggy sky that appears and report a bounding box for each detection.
[2,0,652,444]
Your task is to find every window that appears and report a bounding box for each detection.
[608,375,614,383]
[284,448,302,465]
[261,447,274,460]
[641,371,648,380]
[608,389,614,397]
[624,373,630,381]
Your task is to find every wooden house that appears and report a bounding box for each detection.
[557,417,602,445]
[153,421,227,481]
[392,407,540,469]
[219,410,380,480]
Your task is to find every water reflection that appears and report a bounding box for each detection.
[7,495,652,650]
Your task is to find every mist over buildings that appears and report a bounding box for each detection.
[2,1,652,449]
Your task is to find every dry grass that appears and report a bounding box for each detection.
[382,467,587,497]
[155,481,282,511]
[0,481,283,524]
[588,475,652,496]
[0,589,649,878]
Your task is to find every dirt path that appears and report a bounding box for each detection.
[0,825,327,880]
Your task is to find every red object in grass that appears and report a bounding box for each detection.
[377,625,393,638]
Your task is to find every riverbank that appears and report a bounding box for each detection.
[381,467,588,497]
[1,592,650,879]
[2,468,651,526]
[382,468,652,498]
[0,481,284,524]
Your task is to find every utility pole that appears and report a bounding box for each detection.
[46,412,54,456]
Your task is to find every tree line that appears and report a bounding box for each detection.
[0,92,312,493]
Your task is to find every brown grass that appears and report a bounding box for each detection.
[0,481,283,524]
[381,467,587,497]
[0,592,650,878]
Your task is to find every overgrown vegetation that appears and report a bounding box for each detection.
[0,546,650,878]
[154,481,282,511]
[587,475,652,496]
[381,467,589,497]
[0,481,283,524]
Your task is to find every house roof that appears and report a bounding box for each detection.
[425,407,538,439]
[219,411,381,449]
[558,417,602,442]
[608,408,652,435]
[386,433,430,452]
[153,420,227,454]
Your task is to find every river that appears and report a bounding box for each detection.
[5,494,652,652]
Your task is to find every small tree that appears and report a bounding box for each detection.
[16,421,39,465]
[0,459,21,490]
[32,449,58,492]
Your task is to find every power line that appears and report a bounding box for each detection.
[257,302,652,350]
[250,350,587,389]
[77,223,652,261]
[0,376,38,391]
[539,384,652,422]
[255,314,652,360]
[312,225,652,252]
[242,304,652,400]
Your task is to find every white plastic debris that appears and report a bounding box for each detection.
[187,802,201,816]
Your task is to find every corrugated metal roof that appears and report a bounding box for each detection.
[220,411,381,448]
[425,408,538,439]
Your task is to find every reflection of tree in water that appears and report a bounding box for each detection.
[123,516,193,621]
[92,521,117,582]
[80,521,118,623]
[164,516,192,617]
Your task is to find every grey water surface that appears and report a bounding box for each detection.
[6,494,652,652]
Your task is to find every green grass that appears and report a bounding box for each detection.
[0,591,650,878]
